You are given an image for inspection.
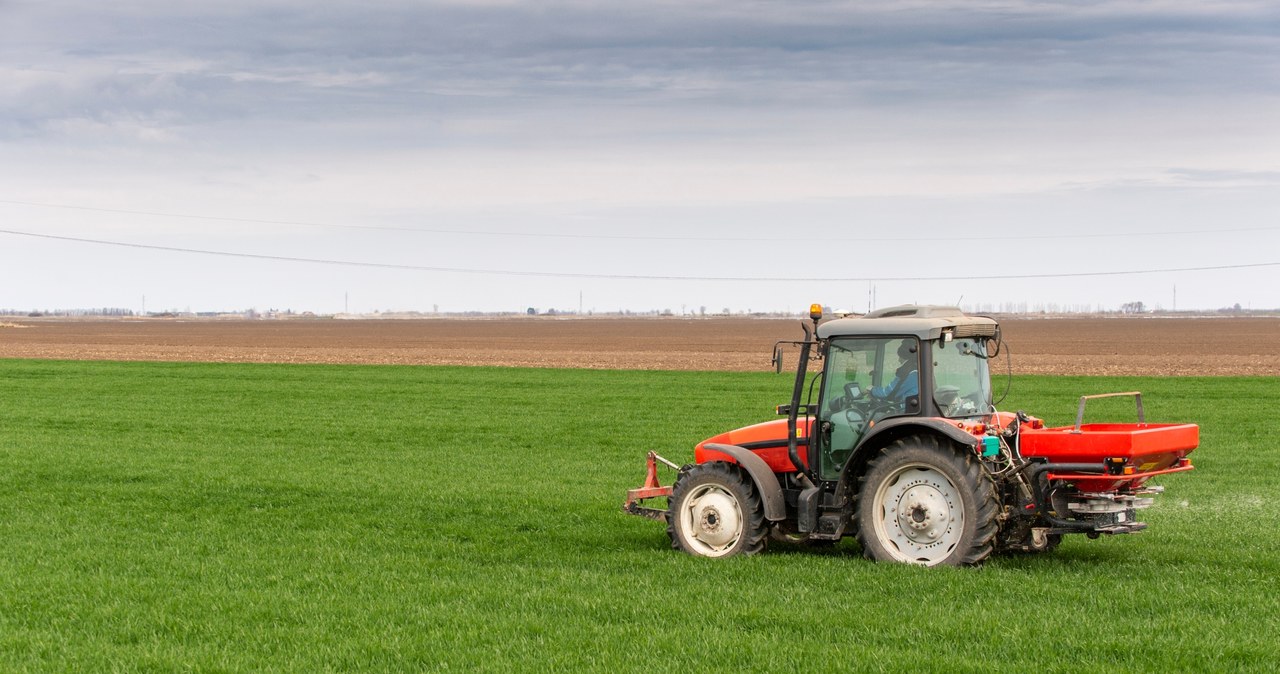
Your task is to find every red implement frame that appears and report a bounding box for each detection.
[1047,458,1195,482]
[623,452,677,521]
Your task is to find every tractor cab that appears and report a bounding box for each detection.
[812,306,998,480]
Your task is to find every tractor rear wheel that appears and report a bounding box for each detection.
[667,462,767,558]
[855,435,999,566]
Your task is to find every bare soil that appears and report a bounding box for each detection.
[1,316,1277,376]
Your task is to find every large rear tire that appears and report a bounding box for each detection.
[667,462,767,558]
[855,435,998,566]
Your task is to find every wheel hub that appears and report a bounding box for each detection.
[897,486,950,538]
[684,488,742,552]
[873,465,963,565]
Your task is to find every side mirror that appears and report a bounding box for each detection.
[773,345,783,374]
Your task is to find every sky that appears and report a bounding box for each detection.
[2,0,1278,315]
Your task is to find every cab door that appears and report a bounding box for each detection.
[816,337,919,480]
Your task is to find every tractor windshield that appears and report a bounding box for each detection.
[931,337,993,419]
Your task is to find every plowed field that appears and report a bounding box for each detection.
[2,316,1277,375]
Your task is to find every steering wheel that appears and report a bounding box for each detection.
[842,384,900,421]
[861,395,899,416]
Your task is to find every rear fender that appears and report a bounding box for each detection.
[845,418,982,479]
[700,443,787,522]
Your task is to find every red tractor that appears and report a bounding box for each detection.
[625,305,1197,566]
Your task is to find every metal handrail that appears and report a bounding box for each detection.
[1074,391,1144,433]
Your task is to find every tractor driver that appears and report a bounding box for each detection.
[870,339,919,408]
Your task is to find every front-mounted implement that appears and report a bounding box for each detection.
[623,304,1198,566]
[624,452,678,521]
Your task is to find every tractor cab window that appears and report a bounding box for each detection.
[932,337,993,418]
[817,337,919,479]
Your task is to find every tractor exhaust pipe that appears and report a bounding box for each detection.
[786,322,816,483]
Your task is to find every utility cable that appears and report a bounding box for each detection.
[2,227,1276,282]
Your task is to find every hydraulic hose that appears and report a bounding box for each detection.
[1018,461,1115,531]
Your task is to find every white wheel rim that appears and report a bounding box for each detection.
[679,484,744,557]
[872,464,963,566]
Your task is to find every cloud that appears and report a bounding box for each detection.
[41,114,180,143]
[10,1,1278,118]
[1166,168,1280,187]
[3,2,1277,208]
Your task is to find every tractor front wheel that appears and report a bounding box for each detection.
[855,436,998,566]
[667,462,767,558]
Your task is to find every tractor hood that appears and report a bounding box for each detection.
[694,418,813,473]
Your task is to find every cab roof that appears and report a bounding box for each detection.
[816,305,999,341]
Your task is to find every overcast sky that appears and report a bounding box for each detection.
[2,0,1278,314]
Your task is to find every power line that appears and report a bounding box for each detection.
[2,198,1275,243]
[3,227,1277,282]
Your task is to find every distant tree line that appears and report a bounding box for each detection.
[1,308,136,317]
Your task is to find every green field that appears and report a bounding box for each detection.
[1,359,1275,672]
